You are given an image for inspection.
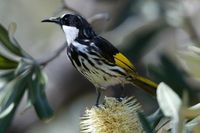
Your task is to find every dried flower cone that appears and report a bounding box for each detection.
[80,97,143,133]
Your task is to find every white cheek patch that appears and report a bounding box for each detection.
[62,25,79,45]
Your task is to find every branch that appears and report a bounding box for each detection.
[38,42,67,67]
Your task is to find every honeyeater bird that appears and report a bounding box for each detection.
[42,13,157,105]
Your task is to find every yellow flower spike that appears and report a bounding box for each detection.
[80,97,143,133]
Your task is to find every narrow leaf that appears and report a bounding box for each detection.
[0,74,28,133]
[157,82,181,120]
[0,54,18,69]
[15,59,32,76]
[8,22,17,44]
[0,74,28,114]
[0,103,14,119]
[0,71,15,89]
[147,109,163,129]
[185,116,200,132]
[28,67,53,121]
[0,23,23,56]
[138,112,154,133]
[0,71,14,79]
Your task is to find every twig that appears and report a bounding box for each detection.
[39,42,67,67]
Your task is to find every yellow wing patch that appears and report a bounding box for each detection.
[114,53,136,72]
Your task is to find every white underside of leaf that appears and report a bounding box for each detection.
[0,103,14,118]
[157,82,182,119]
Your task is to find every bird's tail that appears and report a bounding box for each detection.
[130,75,158,96]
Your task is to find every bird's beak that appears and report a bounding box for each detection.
[41,17,61,25]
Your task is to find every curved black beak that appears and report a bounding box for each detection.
[41,17,61,25]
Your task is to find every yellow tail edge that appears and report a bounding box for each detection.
[132,75,158,96]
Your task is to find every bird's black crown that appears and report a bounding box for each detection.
[42,13,96,39]
[42,14,90,29]
[61,14,89,28]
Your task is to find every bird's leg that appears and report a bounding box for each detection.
[95,88,102,106]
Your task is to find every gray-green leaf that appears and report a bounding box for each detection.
[0,74,28,133]
[28,66,53,121]
[0,23,23,56]
[138,112,154,133]
[0,54,18,69]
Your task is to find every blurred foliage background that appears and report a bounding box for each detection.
[0,0,200,132]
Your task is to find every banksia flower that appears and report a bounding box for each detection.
[80,97,143,133]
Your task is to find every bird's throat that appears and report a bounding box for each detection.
[62,25,79,45]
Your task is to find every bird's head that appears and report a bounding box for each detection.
[42,14,96,44]
[42,14,89,29]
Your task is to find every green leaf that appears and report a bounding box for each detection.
[14,58,32,76]
[0,23,23,56]
[147,109,163,129]
[138,112,154,133]
[0,71,15,94]
[0,54,18,69]
[28,66,53,121]
[0,71,15,82]
[0,58,33,133]
[0,74,28,133]
[7,23,25,53]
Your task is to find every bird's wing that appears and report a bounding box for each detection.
[92,36,136,72]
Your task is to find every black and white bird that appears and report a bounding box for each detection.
[42,13,157,105]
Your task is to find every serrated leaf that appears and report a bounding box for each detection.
[0,54,18,69]
[28,66,53,121]
[138,112,154,133]
[0,23,23,56]
[157,82,181,120]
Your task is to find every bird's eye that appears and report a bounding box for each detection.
[75,18,79,23]
[74,18,81,26]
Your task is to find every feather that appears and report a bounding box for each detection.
[114,53,136,72]
[131,75,157,96]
